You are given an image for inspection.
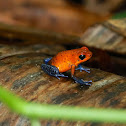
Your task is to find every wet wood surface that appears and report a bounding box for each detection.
[0,44,126,126]
[0,1,125,126]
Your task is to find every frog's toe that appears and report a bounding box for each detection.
[75,67,82,72]
[76,64,90,73]
[55,75,60,80]
[57,73,68,78]
[84,68,90,73]
[72,76,92,86]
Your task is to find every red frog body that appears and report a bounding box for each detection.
[41,46,92,86]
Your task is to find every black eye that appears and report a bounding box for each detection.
[79,55,86,60]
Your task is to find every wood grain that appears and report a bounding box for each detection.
[0,44,126,126]
[79,23,126,55]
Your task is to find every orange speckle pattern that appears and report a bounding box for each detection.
[49,46,92,76]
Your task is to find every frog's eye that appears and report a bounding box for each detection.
[79,55,86,60]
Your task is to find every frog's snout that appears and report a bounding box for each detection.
[87,51,92,58]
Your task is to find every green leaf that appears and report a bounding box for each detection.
[0,85,126,124]
[112,11,126,19]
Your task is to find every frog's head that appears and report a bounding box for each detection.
[76,46,92,65]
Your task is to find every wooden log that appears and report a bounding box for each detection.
[79,22,126,55]
[0,44,65,60]
[0,44,126,126]
[79,18,126,77]
[104,18,126,36]
[0,0,110,35]
[0,23,78,45]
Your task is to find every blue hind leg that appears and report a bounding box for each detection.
[72,76,92,86]
[41,64,68,79]
[42,57,68,79]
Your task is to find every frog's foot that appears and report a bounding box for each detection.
[55,73,68,80]
[44,57,52,64]
[76,64,90,73]
[72,76,92,86]
[41,64,68,79]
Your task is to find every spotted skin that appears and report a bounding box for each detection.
[41,46,92,85]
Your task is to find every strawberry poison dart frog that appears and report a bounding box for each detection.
[41,46,92,85]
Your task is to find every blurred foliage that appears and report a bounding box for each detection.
[112,11,126,19]
[0,85,126,126]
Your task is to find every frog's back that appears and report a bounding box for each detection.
[49,49,78,72]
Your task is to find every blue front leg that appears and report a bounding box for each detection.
[44,57,52,64]
[72,76,92,86]
[42,58,68,79]
[76,64,90,73]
